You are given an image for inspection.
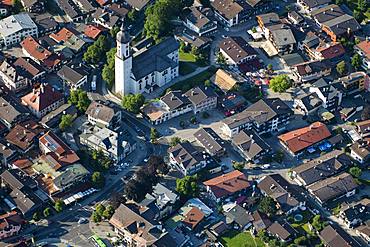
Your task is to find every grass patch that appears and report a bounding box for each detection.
[179,51,197,62]
[179,61,196,75]
[220,230,265,247]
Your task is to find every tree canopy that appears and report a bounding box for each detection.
[351,53,362,70]
[269,74,292,93]
[176,175,198,198]
[92,171,105,188]
[169,137,182,146]
[122,94,145,113]
[68,89,91,112]
[59,114,74,131]
[102,47,116,89]
[54,200,65,213]
[349,166,362,178]
[83,35,110,64]
[336,61,347,76]
[258,196,277,216]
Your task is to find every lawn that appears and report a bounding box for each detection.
[179,51,197,62]
[179,61,196,75]
[220,230,265,247]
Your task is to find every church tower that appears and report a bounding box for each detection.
[114,24,132,95]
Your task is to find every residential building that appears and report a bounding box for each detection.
[252,211,271,231]
[214,68,249,93]
[183,7,217,36]
[91,8,120,30]
[307,172,357,205]
[21,84,64,118]
[40,104,77,129]
[287,11,303,25]
[219,36,257,65]
[0,142,17,167]
[309,42,345,61]
[0,96,29,129]
[83,25,105,40]
[294,60,332,82]
[268,25,296,54]
[168,142,210,176]
[319,224,362,247]
[291,150,352,186]
[221,93,247,116]
[278,122,331,155]
[194,128,226,157]
[355,40,370,71]
[258,174,305,215]
[55,0,83,22]
[57,64,89,90]
[293,91,322,116]
[224,204,253,230]
[114,26,179,95]
[334,72,369,96]
[203,170,251,201]
[355,220,370,244]
[267,220,296,242]
[49,27,86,54]
[309,78,342,110]
[183,206,205,230]
[321,14,361,42]
[256,12,280,33]
[0,2,9,16]
[0,13,38,47]
[183,85,217,113]
[86,101,122,129]
[211,0,243,27]
[232,129,271,163]
[350,141,370,164]
[29,13,59,35]
[356,119,370,137]
[0,211,23,240]
[6,121,44,152]
[221,98,293,138]
[339,198,370,228]
[21,0,45,12]
[125,0,152,11]
[296,0,331,13]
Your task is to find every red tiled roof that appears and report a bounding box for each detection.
[96,0,110,6]
[317,43,345,60]
[21,37,52,62]
[84,25,105,40]
[49,28,77,43]
[356,40,370,60]
[182,207,205,229]
[203,170,251,198]
[12,158,33,169]
[278,122,331,153]
[21,84,63,112]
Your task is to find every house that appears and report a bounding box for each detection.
[211,0,243,27]
[299,32,320,56]
[184,85,218,113]
[232,129,271,163]
[219,36,257,65]
[293,91,322,115]
[334,72,369,96]
[55,0,83,22]
[5,121,44,152]
[125,0,152,11]
[83,25,105,40]
[183,6,217,36]
[224,204,253,230]
[168,142,209,176]
[0,96,29,129]
[311,43,345,61]
[278,122,331,155]
[221,93,247,116]
[256,12,280,34]
[297,0,331,13]
[355,40,370,71]
[311,4,343,27]
[221,98,293,138]
[287,11,303,25]
[0,211,23,240]
[252,211,271,231]
[182,207,205,230]
[356,119,370,136]
[0,13,38,48]
[0,2,10,16]
[39,131,80,167]
[21,84,64,118]
[29,13,59,35]
[86,101,122,130]
[114,27,179,96]
[309,78,342,110]
[57,64,89,90]
[258,174,305,215]
[49,28,86,54]
[268,25,296,54]
[294,60,332,82]
[0,59,30,92]
[355,220,370,244]
[267,220,296,242]
[214,69,249,93]
[291,150,351,186]
[321,15,361,42]
[92,8,120,30]
[40,104,77,129]
[339,198,370,228]
[193,128,226,157]
[109,204,173,246]
[0,142,17,167]
[350,141,370,164]
[203,170,251,201]
[205,221,228,240]
[307,172,358,205]
[319,224,362,247]
[21,0,45,12]
[79,126,136,163]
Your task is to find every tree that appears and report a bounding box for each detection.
[102,205,115,219]
[204,79,211,87]
[109,192,126,209]
[59,114,74,131]
[191,45,199,56]
[102,48,116,88]
[68,89,91,112]
[351,53,362,70]
[294,236,307,245]
[121,94,145,113]
[336,61,347,76]
[190,116,197,124]
[54,200,64,213]
[95,204,106,217]
[361,105,370,120]
[127,9,139,23]
[43,207,51,218]
[258,197,277,216]
[110,26,120,38]
[92,171,105,188]
[169,137,181,146]
[232,161,244,171]
[91,211,102,223]
[349,166,362,178]
[12,0,23,14]
[335,0,344,4]
[216,52,226,65]
[269,75,292,93]
[176,176,198,198]
[312,215,324,231]
[83,45,102,64]
[32,212,41,221]
[150,128,159,142]
[267,64,273,71]
[353,10,363,22]
[358,0,368,12]
[251,26,257,33]
[257,230,270,243]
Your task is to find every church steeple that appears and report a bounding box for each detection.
[116,23,131,59]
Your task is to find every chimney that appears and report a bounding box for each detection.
[40,84,44,93]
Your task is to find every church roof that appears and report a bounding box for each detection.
[132,37,179,80]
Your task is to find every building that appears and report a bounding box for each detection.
[307,172,357,205]
[293,91,322,116]
[0,59,30,92]
[85,101,122,129]
[297,0,331,13]
[321,15,361,42]
[268,25,296,54]
[0,96,29,129]
[350,141,370,164]
[287,11,303,25]
[214,69,249,93]
[49,27,86,54]
[256,12,280,33]
[258,174,305,215]
[125,0,152,11]
[91,8,120,30]
[334,72,369,96]
[57,64,89,90]
[55,0,83,22]
[21,0,45,12]
[310,43,345,61]
[355,220,370,244]
[291,150,351,186]
[221,98,293,138]
[224,204,253,230]
[0,13,38,47]
[309,78,342,110]
[0,211,23,240]
[183,6,217,36]
[168,142,210,176]
[5,121,44,152]
[203,170,251,201]
[183,85,218,114]
[339,199,370,228]
[114,25,179,96]
[278,122,331,155]
[40,104,77,129]
[21,84,64,118]
[219,36,257,65]
[194,128,226,157]
[267,220,296,242]
[232,129,271,163]
[319,224,362,247]
[355,40,370,71]
[252,211,272,231]
[294,60,332,82]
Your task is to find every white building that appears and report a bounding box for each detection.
[114,25,179,96]
[0,13,38,47]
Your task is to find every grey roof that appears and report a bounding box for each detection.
[185,7,214,29]
[149,183,178,209]
[320,224,362,247]
[40,104,77,128]
[308,172,358,203]
[311,4,344,24]
[125,0,151,10]
[57,0,81,19]
[232,129,270,160]
[30,13,59,32]
[323,14,361,36]
[0,96,27,126]
[92,8,120,28]
[132,37,179,80]
[116,24,130,44]
[302,33,320,48]
[0,13,37,38]
[267,220,296,241]
[257,13,280,26]
[350,141,370,161]
[341,198,370,222]
[85,101,117,124]
[281,53,305,67]
[292,150,352,185]
[296,91,322,111]
[300,0,331,8]
[184,85,217,105]
[270,27,296,46]
[224,204,253,227]
[161,90,190,111]
[312,78,340,100]
[219,36,257,64]
[53,163,89,189]
[57,65,88,85]
[194,128,224,155]
[168,142,205,170]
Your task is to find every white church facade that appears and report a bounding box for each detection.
[114,26,180,95]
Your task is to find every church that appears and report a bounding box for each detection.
[114,26,180,96]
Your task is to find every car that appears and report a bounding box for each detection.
[78,218,87,224]
[143,158,148,162]
[222,34,228,38]
[261,164,270,169]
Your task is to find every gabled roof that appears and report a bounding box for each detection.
[194,128,224,155]
[356,40,370,60]
[21,84,63,112]
[184,85,217,105]
[161,90,190,111]
[168,142,205,170]
[185,6,214,29]
[323,14,361,37]
[21,36,52,61]
[0,13,37,37]
[267,220,296,241]
[320,224,362,247]
[299,0,331,8]
[219,36,257,64]
[182,207,205,229]
[86,101,117,124]
[232,129,270,160]
[211,0,243,20]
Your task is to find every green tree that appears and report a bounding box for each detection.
[179,40,187,53]
[102,48,116,89]
[358,0,368,12]
[216,52,226,65]
[258,197,277,216]
[102,205,115,219]
[59,114,74,131]
[110,26,120,38]
[351,53,362,70]
[257,230,270,243]
[336,61,347,76]
[176,175,198,198]
[91,211,102,223]
[32,212,41,221]
[92,171,105,188]
[43,207,51,218]
[312,215,324,231]
[191,45,199,56]
[267,63,273,71]
[269,74,292,93]
[204,79,211,87]
[294,236,307,245]
[95,204,106,217]
[150,128,159,142]
[127,9,139,23]
[68,89,91,112]
[54,200,65,213]
[353,10,363,22]
[169,137,181,146]
[83,44,101,64]
[12,0,24,14]
[349,166,362,178]
[251,26,257,33]
[121,94,145,113]
[190,116,197,124]
[232,161,244,171]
